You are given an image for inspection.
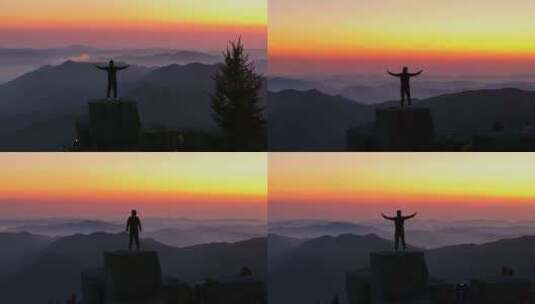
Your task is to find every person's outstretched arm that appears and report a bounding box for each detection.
[387,70,401,77]
[403,212,417,220]
[382,213,395,220]
[116,65,130,70]
[95,65,107,70]
[409,70,423,77]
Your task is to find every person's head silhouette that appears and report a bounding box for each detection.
[109,60,115,67]
[402,67,408,73]
[131,209,137,217]
[397,210,402,217]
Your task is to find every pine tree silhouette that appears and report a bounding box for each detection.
[211,38,266,151]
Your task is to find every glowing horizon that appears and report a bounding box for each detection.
[0,153,267,220]
[0,1,266,49]
[269,153,535,221]
[269,0,535,75]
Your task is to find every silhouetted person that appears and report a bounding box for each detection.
[387,67,423,107]
[95,60,129,100]
[381,210,417,251]
[126,209,142,250]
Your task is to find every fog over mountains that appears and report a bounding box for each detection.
[0,45,267,83]
[0,217,266,247]
[270,219,535,249]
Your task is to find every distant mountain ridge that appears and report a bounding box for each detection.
[0,45,267,82]
[268,75,535,104]
[147,226,263,248]
[269,221,374,238]
[5,218,266,247]
[9,220,122,236]
[114,50,221,66]
[267,77,327,92]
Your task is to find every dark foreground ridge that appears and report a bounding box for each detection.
[348,107,435,151]
[82,250,266,304]
[79,100,142,151]
[346,250,534,304]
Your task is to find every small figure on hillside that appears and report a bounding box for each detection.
[95,60,129,100]
[381,210,417,251]
[126,209,142,250]
[387,67,423,108]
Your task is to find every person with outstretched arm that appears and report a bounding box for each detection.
[381,210,417,251]
[387,67,423,107]
[126,209,142,250]
[95,60,129,100]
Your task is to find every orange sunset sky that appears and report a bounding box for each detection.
[269,153,535,221]
[0,153,267,219]
[269,0,535,75]
[0,0,266,49]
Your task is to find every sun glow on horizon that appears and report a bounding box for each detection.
[0,0,266,49]
[0,1,266,27]
[0,153,267,219]
[269,153,535,220]
[269,0,535,75]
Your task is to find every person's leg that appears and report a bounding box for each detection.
[400,87,405,108]
[394,233,399,251]
[112,81,118,99]
[135,233,140,249]
[407,89,412,106]
[107,82,111,99]
[129,233,133,250]
[401,232,406,251]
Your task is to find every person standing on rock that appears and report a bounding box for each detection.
[126,209,142,250]
[387,67,423,108]
[95,60,129,100]
[381,210,417,251]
